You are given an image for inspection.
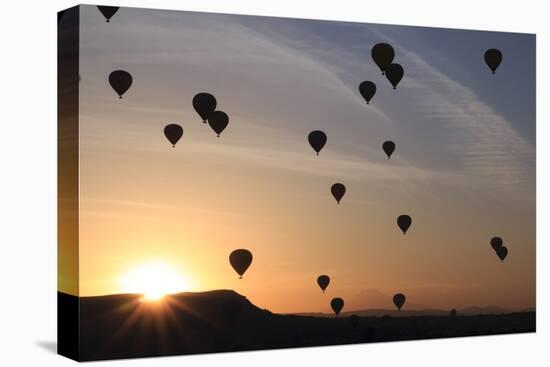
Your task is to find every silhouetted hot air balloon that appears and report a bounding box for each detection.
[192,93,217,123]
[350,314,360,329]
[308,130,327,156]
[385,63,404,89]
[331,183,346,204]
[97,6,119,22]
[331,298,344,315]
[490,237,503,251]
[317,275,330,293]
[208,111,229,137]
[393,293,406,310]
[372,43,395,74]
[397,215,412,234]
[109,70,132,99]
[164,124,183,147]
[229,249,253,279]
[484,49,503,74]
[359,81,376,104]
[382,141,396,159]
[496,246,508,262]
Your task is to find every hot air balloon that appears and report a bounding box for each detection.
[382,141,395,159]
[372,43,395,74]
[192,93,217,123]
[308,130,327,156]
[484,49,502,74]
[385,63,404,89]
[331,298,344,315]
[208,111,229,137]
[496,246,508,262]
[350,314,360,329]
[229,249,253,279]
[359,81,376,104]
[331,183,346,204]
[164,124,183,147]
[490,237,503,251]
[397,214,412,234]
[317,275,330,293]
[109,70,132,99]
[97,6,119,22]
[393,293,406,311]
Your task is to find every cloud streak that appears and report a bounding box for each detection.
[243,21,535,199]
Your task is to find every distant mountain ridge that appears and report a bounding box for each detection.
[82,290,525,317]
[293,305,514,318]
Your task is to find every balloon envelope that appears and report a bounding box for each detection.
[385,63,404,89]
[496,246,508,262]
[490,237,503,251]
[109,70,132,98]
[393,293,406,310]
[484,49,503,74]
[229,249,253,278]
[372,43,395,74]
[359,81,376,104]
[331,183,346,204]
[308,130,327,155]
[397,214,412,234]
[208,111,229,137]
[383,141,396,159]
[164,124,183,147]
[97,6,119,22]
[331,298,344,315]
[317,275,330,293]
[192,93,217,123]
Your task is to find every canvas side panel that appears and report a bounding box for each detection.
[57,5,80,361]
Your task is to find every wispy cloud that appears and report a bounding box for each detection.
[242,21,535,199]
[79,6,534,200]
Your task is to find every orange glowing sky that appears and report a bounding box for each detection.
[59,5,535,314]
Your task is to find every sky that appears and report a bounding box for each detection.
[62,5,535,313]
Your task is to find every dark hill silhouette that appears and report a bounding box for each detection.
[460,306,509,315]
[295,305,512,318]
[58,291,535,361]
[295,309,450,317]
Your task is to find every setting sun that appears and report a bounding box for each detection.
[119,262,191,301]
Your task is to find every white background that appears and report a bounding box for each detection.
[0,0,547,366]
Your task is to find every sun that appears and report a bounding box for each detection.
[119,262,191,301]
